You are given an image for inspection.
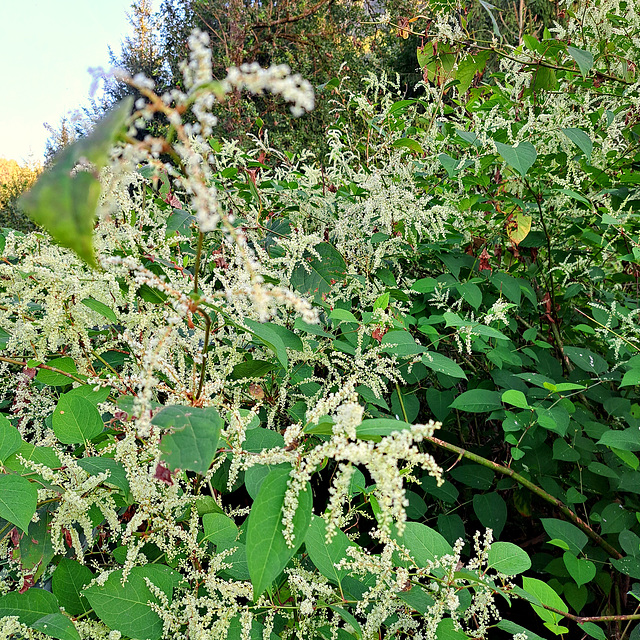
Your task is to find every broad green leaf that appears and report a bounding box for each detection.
[541,518,587,555]
[3,443,61,477]
[621,369,640,387]
[422,352,466,379]
[293,318,332,338]
[457,282,483,309]
[202,512,238,545]
[563,346,608,374]
[380,330,425,356]
[495,141,537,177]
[449,464,495,490]
[0,474,38,533]
[231,360,276,380]
[487,541,531,574]
[35,357,79,386]
[563,552,596,587]
[392,138,423,154]
[243,318,289,369]
[154,405,223,474]
[438,153,473,178]
[597,428,640,451]
[20,512,54,575]
[52,394,104,444]
[577,621,606,640]
[450,389,503,413]
[328,605,362,638]
[501,389,530,410]
[394,522,452,567]
[496,621,546,640]
[473,492,507,538]
[0,588,59,626]
[64,384,111,406]
[52,559,93,616]
[306,515,356,585]
[355,418,412,440]
[84,565,177,640]
[18,98,133,268]
[77,457,130,495]
[31,613,81,640]
[80,297,118,323]
[246,466,312,599]
[330,308,359,324]
[290,242,346,302]
[568,46,594,78]
[456,51,491,94]
[562,128,593,161]
[436,618,468,639]
[522,576,568,627]
[0,414,22,463]
[491,272,521,304]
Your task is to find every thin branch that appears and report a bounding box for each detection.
[253,0,333,29]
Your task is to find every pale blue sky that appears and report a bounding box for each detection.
[1,0,156,163]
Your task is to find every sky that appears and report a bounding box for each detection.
[0,0,154,164]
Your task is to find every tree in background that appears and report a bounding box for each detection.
[0,158,41,231]
[99,0,424,153]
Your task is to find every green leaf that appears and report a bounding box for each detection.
[31,613,81,640]
[355,418,413,440]
[290,242,346,301]
[18,98,133,269]
[373,292,390,310]
[153,405,223,474]
[52,394,104,444]
[329,308,359,324]
[597,428,640,451]
[35,357,78,386]
[568,46,594,78]
[522,576,568,627]
[501,389,531,410]
[487,541,531,574]
[563,552,596,587]
[306,515,356,585]
[64,384,111,406]
[202,512,238,545]
[246,466,312,599]
[577,621,606,640]
[231,359,276,380]
[0,415,22,463]
[421,352,467,379]
[392,138,423,154]
[0,588,59,626]
[80,297,118,323]
[455,51,490,94]
[621,369,640,387]
[0,475,38,533]
[243,318,289,369]
[541,518,588,555]
[450,389,503,413]
[562,128,593,161]
[380,330,425,356]
[394,522,452,567]
[77,457,130,495]
[495,141,537,177]
[457,282,483,309]
[52,559,93,617]
[473,492,508,538]
[84,566,174,640]
[435,618,468,639]
[563,346,608,374]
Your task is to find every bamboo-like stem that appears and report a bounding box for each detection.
[425,435,623,559]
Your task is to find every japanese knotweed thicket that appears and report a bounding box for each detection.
[1,0,640,638]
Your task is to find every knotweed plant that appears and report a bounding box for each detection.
[2,0,640,638]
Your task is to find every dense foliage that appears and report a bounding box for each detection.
[1,0,640,639]
[0,159,40,232]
